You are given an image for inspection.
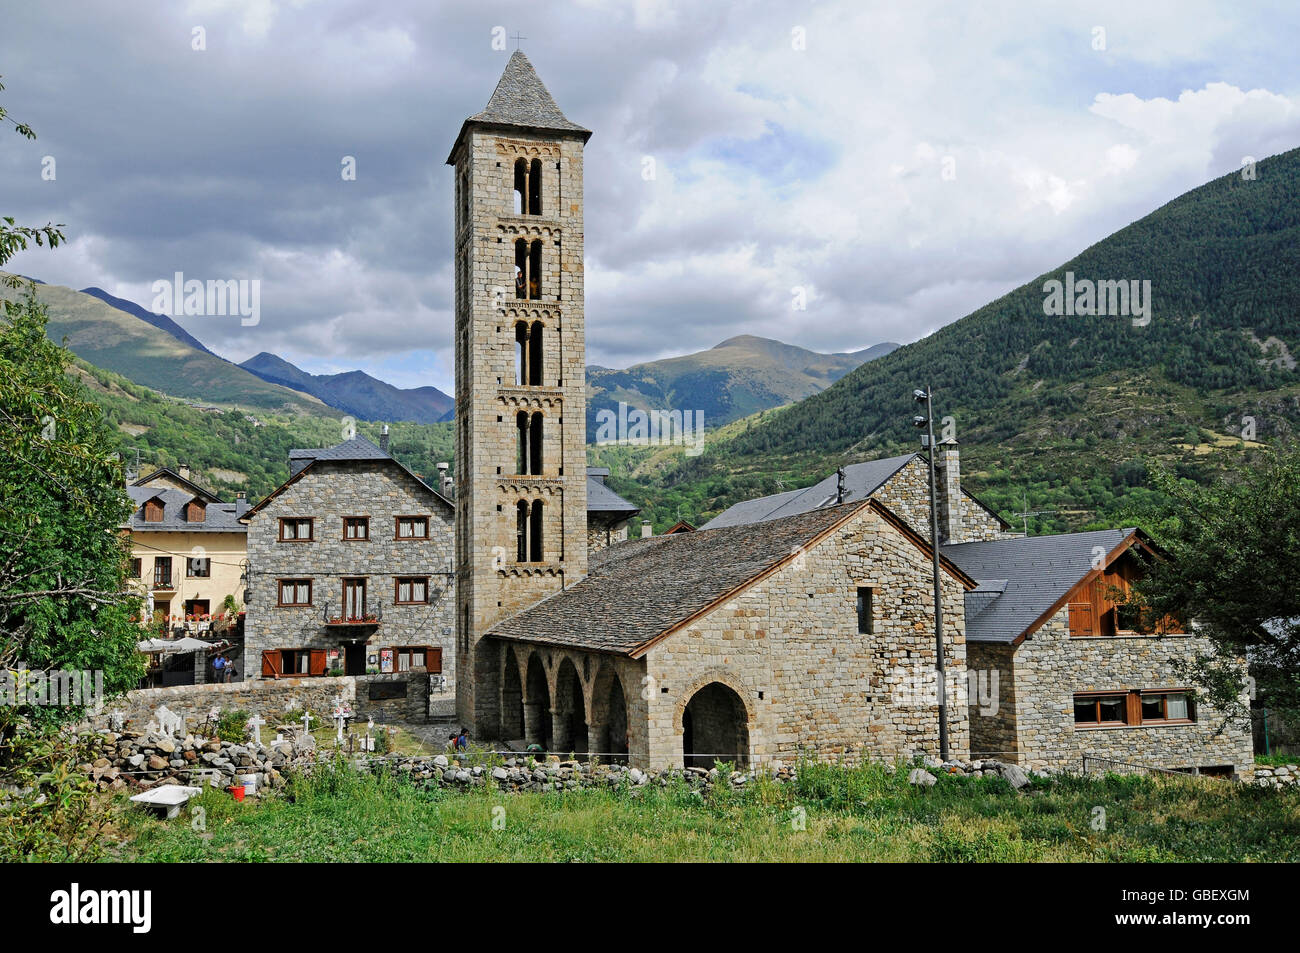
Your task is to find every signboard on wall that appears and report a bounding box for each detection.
[380,649,394,674]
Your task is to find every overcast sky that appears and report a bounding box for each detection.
[3,0,1298,394]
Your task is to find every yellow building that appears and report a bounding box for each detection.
[123,467,249,635]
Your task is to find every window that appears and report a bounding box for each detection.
[143,497,165,522]
[516,412,543,475]
[394,576,430,605]
[342,578,367,620]
[153,557,173,589]
[1074,690,1197,727]
[187,557,211,578]
[1073,693,1127,726]
[262,648,325,678]
[514,499,546,562]
[279,517,314,541]
[185,500,206,523]
[514,238,543,299]
[512,157,542,216]
[395,516,429,540]
[386,645,441,673]
[1140,691,1194,723]
[277,578,312,607]
[856,587,874,634]
[529,499,544,562]
[343,516,370,540]
[515,321,544,385]
[129,558,141,578]
[1068,603,1096,637]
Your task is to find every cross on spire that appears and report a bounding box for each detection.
[511,31,527,50]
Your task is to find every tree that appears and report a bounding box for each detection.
[1129,448,1300,722]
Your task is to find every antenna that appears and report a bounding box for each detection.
[1014,490,1058,536]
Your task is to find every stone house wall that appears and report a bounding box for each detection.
[991,607,1254,772]
[586,516,631,554]
[643,505,971,770]
[872,454,1013,545]
[244,460,456,688]
[967,642,1019,760]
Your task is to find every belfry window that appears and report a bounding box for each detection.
[514,499,545,563]
[516,411,543,475]
[514,239,543,300]
[513,157,542,216]
[515,321,544,385]
[529,500,544,562]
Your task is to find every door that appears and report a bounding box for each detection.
[344,642,366,676]
[343,578,367,621]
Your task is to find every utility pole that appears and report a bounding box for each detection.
[912,386,949,762]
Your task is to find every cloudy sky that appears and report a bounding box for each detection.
[3,0,1298,394]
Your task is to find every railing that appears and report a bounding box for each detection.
[152,573,174,589]
[322,603,382,626]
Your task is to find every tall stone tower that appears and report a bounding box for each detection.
[447,52,591,733]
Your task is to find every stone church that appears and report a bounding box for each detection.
[447,53,1252,774]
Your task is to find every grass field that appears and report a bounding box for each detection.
[105,760,1300,863]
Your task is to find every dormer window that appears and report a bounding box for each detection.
[143,497,166,522]
[186,499,206,523]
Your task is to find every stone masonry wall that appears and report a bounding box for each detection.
[643,505,971,770]
[872,455,1012,545]
[967,642,1019,760]
[245,460,455,687]
[1008,607,1254,772]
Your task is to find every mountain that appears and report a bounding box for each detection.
[0,277,331,416]
[239,352,456,424]
[629,146,1300,532]
[78,286,216,357]
[586,334,898,439]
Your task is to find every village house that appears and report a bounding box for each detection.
[240,431,457,687]
[944,529,1254,774]
[123,465,249,633]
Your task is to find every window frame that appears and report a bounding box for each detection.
[342,516,370,541]
[1073,688,1197,728]
[278,517,315,542]
[394,576,431,605]
[277,578,313,607]
[187,556,211,578]
[394,515,430,540]
[1138,689,1195,725]
[856,586,874,635]
[1073,691,1130,727]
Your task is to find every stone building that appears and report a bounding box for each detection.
[702,443,1015,545]
[241,434,457,687]
[123,466,249,630]
[448,51,594,731]
[945,528,1254,774]
[483,498,975,768]
[586,466,639,552]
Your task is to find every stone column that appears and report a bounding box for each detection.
[551,706,570,752]
[587,719,606,759]
[523,701,543,746]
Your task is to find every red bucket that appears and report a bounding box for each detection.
[229,784,246,801]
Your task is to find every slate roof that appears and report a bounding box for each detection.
[490,502,868,655]
[587,474,639,514]
[123,487,249,533]
[941,528,1135,644]
[446,51,591,163]
[701,455,916,528]
[132,467,222,503]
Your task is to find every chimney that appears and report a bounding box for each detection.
[177,462,191,481]
[935,438,962,544]
[437,462,452,496]
[379,424,390,453]
[641,519,653,539]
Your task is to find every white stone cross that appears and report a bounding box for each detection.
[247,714,266,747]
[334,708,347,743]
[300,711,315,737]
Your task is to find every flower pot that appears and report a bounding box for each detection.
[229,784,246,801]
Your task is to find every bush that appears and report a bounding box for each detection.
[216,709,249,743]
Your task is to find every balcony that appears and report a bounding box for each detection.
[323,603,382,628]
[151,574,175,592]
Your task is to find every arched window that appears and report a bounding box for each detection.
[516,500,529,562]
[529,321,543,384]
[513,158,527,215]
[528,240,542,299]
[528,158,542,215]
[515,321,529,385]
[516,411,530,474]
[529,412,543,475]
[529,500,544,562]
[514,239,528,299]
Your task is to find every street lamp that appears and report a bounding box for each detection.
[912,386,949,762]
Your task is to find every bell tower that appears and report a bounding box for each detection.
[447,52,591,733]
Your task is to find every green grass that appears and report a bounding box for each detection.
[104,759,1300,863]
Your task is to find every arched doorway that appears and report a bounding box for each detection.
[554,658,587,757]
[682,682,749,769]
[524,653,551,750]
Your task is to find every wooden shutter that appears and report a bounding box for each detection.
[1068,603,1095,637]
[261,650,282,677]
[309,649,327,676]
[428,647,443,674]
